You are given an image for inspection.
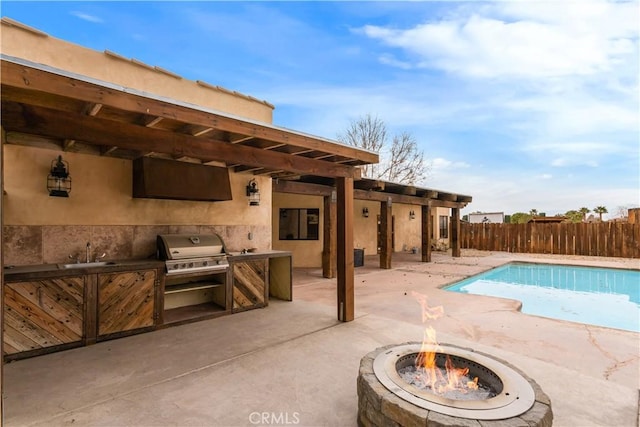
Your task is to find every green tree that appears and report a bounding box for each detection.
[565,210,583,223]
[510,212,531,223]
[579,207,590,222]
[593,206,608,222]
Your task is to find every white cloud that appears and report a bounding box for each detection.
[432,157,471,171]
[70,11,103,23]
[354,1,638,180]
[235,1,638,218]
[551,158,599,168]
[361,1,638,80]
[378,54,412,70]
[505,96,639,137]
[526,141,614,155]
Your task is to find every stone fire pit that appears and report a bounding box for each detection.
[357,343,553,427]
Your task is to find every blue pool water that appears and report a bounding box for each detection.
[444,263,640,332]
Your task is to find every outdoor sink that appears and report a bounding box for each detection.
[59,261,116,269]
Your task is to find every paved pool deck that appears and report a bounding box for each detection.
[3,250,639,426]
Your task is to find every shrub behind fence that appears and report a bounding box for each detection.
[460,222,640,258]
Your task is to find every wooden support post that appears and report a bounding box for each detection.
[380,198,392,269]
[336,178,354,322]
[451,208,461,257]
[0,126,4,419]
[322,191,337,279]
[421,205,432,262]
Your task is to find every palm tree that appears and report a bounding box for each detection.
[593,206,608,222]
[579,207,590,222]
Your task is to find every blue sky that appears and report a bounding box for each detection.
[2,1,638,219]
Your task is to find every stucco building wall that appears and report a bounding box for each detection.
[0,20,274,122]
[272,193,323,268]
[1,22,275,266]
[273,193,453,267]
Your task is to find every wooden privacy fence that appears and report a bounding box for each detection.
[460,222,640,258]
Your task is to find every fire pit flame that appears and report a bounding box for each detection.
[411,292,481,398]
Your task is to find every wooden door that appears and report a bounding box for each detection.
[233,259,267,311]
[98,270,155,336]
[4,277,84,355]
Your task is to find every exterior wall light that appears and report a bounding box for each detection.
[47,155,72,197]
[362,207,369,218]
[409,210,416,220]
[246,178,260,206]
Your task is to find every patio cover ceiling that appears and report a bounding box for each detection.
[0,54,378,180]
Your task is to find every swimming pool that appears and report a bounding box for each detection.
[444,263,640,332]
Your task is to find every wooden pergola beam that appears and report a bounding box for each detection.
[355,188,468,208]
[354,180,385,191]
[273,180,470,209]
[143,116,164,127]
[85,102,102,116]
[273,179,333,197]
[437,192,458,202]
[1,102,361,179]
[1,58,379,165]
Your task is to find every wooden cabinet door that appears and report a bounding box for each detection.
[4,277,84,355]
[232,259,267,311]
[98,270,155,336]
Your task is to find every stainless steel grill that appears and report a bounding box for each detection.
[157,233,229,275]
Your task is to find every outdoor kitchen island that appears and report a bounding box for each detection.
[3,251,292,361]
[228,250,293,312]
[3,259,164,361]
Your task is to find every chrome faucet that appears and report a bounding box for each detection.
[86,242,91,263]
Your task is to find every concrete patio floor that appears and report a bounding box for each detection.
[3,250,639,426]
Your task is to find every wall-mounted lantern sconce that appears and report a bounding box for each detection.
[409,210,416,220]
[47,155,72,197]
[362,207,369,218]
[246,178,260,206]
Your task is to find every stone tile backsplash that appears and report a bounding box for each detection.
[4,226,43,266]
[3,225,271,266]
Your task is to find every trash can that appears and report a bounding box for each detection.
[354,248,364,267]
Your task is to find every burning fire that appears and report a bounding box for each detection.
[410,292,479,394]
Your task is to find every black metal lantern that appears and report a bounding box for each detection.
[47,155,72,197]
[409,210,416,220]
[246,179,260,206]
[362,207,370,218]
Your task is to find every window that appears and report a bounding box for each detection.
[279,208,319,240]
[439,215,449,239]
